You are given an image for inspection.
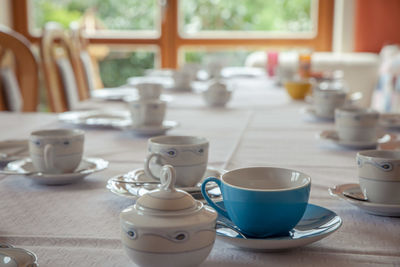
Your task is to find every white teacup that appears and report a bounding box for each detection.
[127,99,166,127]
[144,136,209,187]
[173,71,192,91]
[29,129,84,174]
[202,81,232,107]
[136,82,163,100]
[335,107,379,142]
[357,150,400,204]
[313,89,346,119]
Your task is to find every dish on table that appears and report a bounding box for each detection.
[118,121,179,136]
[329,183,400,217]
[58,110,131,128]
[3,157,109,185]
[215,203,342,251]
[317,130,392,149]
[107,167,223,201]
[0,243,38,267]
[0,140,29,165]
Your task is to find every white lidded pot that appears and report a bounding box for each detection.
[202,80,232,107]
[120,165,217,267]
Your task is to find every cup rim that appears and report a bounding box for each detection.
[149,135,209,146]
[220,167,311,192]
[335,107,379,115]
[314,88,347,95]
[30,129,84,139]
[357,149,400,161]
[127,99,166,105]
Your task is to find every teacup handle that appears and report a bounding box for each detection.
[44,144,54,171]
[144,152,164,180]
[201,177,229,219]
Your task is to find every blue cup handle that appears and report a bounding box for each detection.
[201,177,229,219]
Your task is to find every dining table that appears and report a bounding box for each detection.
[0,76,399,267]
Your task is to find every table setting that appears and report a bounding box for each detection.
[1,71,400,266]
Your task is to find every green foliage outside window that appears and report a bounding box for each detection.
[32,0,312,86]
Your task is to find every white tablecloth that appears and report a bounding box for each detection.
[0,78,399,266]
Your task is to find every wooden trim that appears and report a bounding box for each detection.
[13,0,334,69]
[0,26,39,111]
[160,0,178,68]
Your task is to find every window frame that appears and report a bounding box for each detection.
[12,0,334,69]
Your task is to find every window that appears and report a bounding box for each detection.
[31,0,160,36]
[13,0,333,84]
[179,0,317,38]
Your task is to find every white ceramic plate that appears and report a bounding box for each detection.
[379,113,400,129]
[220,67,266,78]
[3,157,109,185]
[107,167,223,200]
[0,140,29,165]
[0,244,38,267]
[119,120,179,136]
[58,110,131,128]
[317,130,392,149]
[91,87,138,101]
[216,203,342,251]
[329,183,400,217]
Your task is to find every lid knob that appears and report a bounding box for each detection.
[160,165,176,192]
[136,165,198,211]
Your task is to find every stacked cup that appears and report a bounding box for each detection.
[313,88,347,119]
[334,107,380,143]
[127,82,167,128]
[357,150,400,204]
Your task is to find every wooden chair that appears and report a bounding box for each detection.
[69,22,104,94]
[0,25,39,111]
[40,22,87,112]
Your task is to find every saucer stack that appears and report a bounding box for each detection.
[124,82,178,136]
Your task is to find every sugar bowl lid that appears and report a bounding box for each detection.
[136,165,197,212]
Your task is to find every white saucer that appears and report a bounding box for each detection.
[216,203,342,251]
[329,183,400,217]
[91,87,138,101]
[317,130,392,149]
[379,113,400,129]
[300,106,334,121]
[59,110,131,128]
[122,95,173,103]
[107,167,223,200]
[3,157,109,185]
[0,244,38,267]
[120,121,179,136]
[0,140,29,165]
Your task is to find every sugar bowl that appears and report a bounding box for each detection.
[202,80,232,107]
[120,165,217,267]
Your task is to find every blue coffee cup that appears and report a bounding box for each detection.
[201,167,311,238]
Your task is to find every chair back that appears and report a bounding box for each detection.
[0,26,39,111]
[70,22,103,94]
[40,22,86,112]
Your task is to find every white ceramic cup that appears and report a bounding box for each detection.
[144,136,209,187]
[335,107,380,142]
[29,129,84,174]
[127,99,167,127]
[136,82,163,100]
[202,81,232,107]
[357,150,400,204]
[173,71,192,91]
[313,89,346,119]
